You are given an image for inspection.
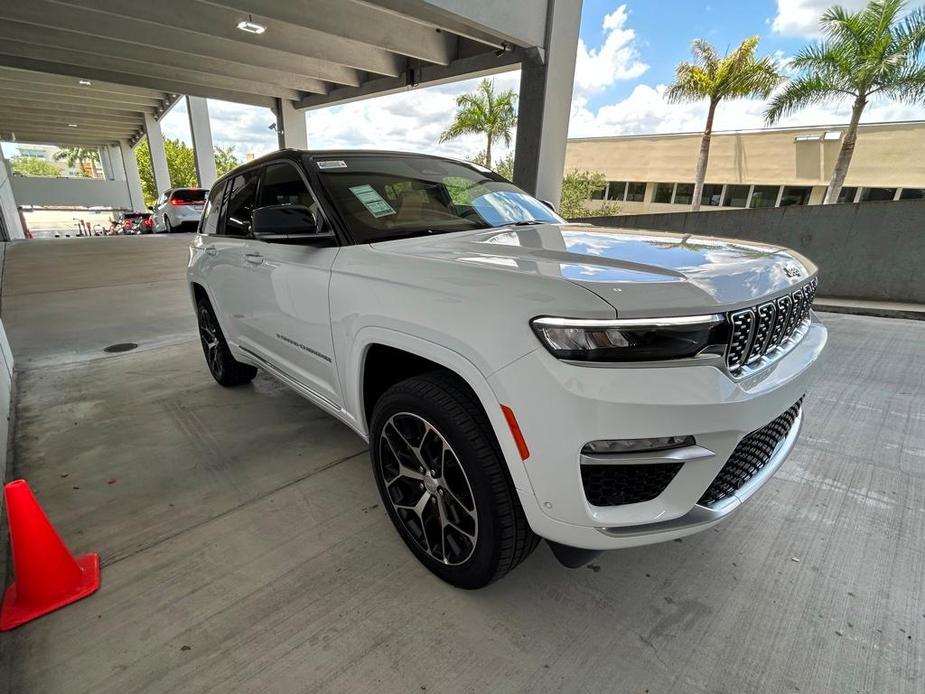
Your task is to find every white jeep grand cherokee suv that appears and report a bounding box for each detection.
[188,150,827,588]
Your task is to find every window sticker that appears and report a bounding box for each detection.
[349,184,396,218]
[316,160,347,169]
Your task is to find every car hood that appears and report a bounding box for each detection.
[371,223,818,317]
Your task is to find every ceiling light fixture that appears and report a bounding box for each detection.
[236,15,266,34]
[67,123,78,128]
[79,79,92,86]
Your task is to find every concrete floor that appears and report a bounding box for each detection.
[1,235,923,693]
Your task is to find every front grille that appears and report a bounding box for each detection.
[698,398,803,507]
[581,463,682,507]
[726,278,817,373]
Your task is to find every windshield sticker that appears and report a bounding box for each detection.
[317,160,347,169]
[349,184,396,218]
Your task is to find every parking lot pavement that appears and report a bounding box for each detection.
[1,237,923,693]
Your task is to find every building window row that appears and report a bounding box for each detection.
[619,182,925,208]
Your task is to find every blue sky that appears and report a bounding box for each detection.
[6,0,923,161]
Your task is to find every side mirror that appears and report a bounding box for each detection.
[540,199,557,212]
[251,204,332,242]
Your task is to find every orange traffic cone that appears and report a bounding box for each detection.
[0,479,100,631]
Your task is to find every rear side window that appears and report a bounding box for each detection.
[171,189,207,203]
[222,172,259,237]
[199,182,226,235]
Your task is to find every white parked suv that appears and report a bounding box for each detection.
[187,150,827,588]
[153,187,208,232]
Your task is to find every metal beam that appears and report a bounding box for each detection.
[0,111,145,129]
[0,22,328,94]
[0,55,278,108]
[360,0,548,49]
[46,0,396,78]
[2,125,137,140]
[205,0,457,65]
[298,48,522,110]
[0,134,123,146]
[0,99,150,121]
[0,81,164,108]
[0,30,324,99]
[0,66,173,100]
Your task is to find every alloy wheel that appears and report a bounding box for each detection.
[198,307,223,378]
[378,412,478,565]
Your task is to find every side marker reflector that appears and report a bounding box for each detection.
[501,405,530,461]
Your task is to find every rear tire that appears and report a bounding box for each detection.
[196,297,257,387]
[370,372,538,588]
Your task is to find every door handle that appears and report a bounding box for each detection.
[244,253,265,265]
[205,246,217,256]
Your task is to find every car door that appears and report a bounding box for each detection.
[204,170,260,349]
[238,161,343,407]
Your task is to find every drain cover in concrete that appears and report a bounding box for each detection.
[103,342,138,353]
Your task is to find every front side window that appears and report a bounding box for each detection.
[313,155,563,243]
[222,171,259,237]
[259,162,324,229]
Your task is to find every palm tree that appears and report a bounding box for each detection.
[666,37,783,212]
[766,0,925,204]
[54,147,101,177]
[439,79,516,169]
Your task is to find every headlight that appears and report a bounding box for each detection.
[530,315,728,362]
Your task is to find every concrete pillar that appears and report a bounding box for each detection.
[0,147,26,240]
[187,96,217,187]
[143,112,171,196]
[275,98,308,150]
[512,0,582,208]
[99,146,116,181]
[119,140,147,211]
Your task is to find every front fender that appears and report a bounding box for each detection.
[346,326,533,496]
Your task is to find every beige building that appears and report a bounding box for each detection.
[565,120,925,213]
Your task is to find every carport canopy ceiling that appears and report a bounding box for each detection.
[0,0,547,147]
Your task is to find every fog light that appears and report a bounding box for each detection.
[581,435,695,455]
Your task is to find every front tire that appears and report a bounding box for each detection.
[370,372,538,588]
[196,297,257,387]
[164,217,172,234]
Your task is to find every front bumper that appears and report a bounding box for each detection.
[488,317,827,550]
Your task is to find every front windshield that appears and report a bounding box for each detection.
[310,154,564,243]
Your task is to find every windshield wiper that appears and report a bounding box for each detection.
[510,220,549,226]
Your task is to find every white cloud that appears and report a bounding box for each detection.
[160,98,278,159]
[771,0,867,36]
[568,83,925,138]
[574,5,648,95]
